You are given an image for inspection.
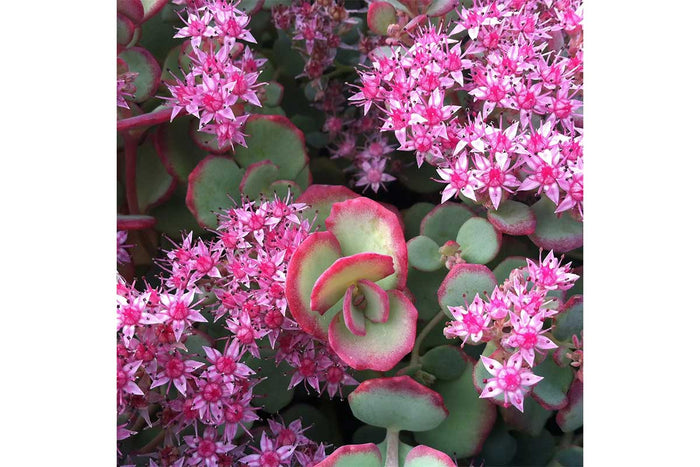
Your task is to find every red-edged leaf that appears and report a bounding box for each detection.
[233,114,309,181]
[326,197,408,291]
[487,200,537,236]
[368,2,398,35]
[343,285,367,336]
[329,290,417,371]
[416,353,496,459]
[420,202,474,246]
[239,161,280,199]
[348,375,448,431]
[286,231,343,340]
[118,47,161,103]
[311,253,395,314]
[118,0,144,24]
[140,0,169,22]
[154,117,208,183]
[185,155,244,228]
[297,184,359,231]
[316,443,383,467]
[528,198,583,252]
[135,137,176,212]
[357,279,390,324]
[556,378,583,432]
[117,13,135,46]
[437,263,497,317]
[425,0,459,17]
[405,445,457,467]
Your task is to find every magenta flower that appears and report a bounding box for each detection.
[158,290,207,341]
[444,294,492,345]
[503,310,558,366]
[239,432,296,467]
[150,353,204,396]
[183,427,235,467]
[355,158,396,193]
[479,353,543,412]
[526,250,580,291]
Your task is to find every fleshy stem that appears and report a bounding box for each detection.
[117,107,181,133]
[410,310,447,366]
[384,429,399,467]
[123,133,140,214]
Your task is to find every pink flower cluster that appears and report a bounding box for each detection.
[443,250,580,412]
[116,193,355,465]
[163,0,267,149]
[272,1,359,84]
[351,0,584,218]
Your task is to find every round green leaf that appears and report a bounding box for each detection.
[551,446,584,467]
[456,217,502,264]
[367,2,398,35]
[245,350,294,413]
[553,295,583,342]
[406,268,446,321]
[487,199,537,236]
[421,203,474,246]
[425,0,459,16]
[349,375,448,432]
[239,161,280,199]
[405,445,457,467]
[316,444,383,467]
[118,47,161,103]
[296,184,359,231]
[140,0,169,21]
[135,137,176,212]
[402,203,435,240]
[190,118,232,154]
[529,198,583,252]
[421,345,467,382]
[531,354,574,410]
[556,379,583,432]
[185,155,244,228]
[263,81,284,107]
[329,290,417,371]
[233,115,308,181]
[154,117,208,183]
[117,13,135,46]
[500,397,552,437]
[437,263,497,317]
[408,236,442,272]
[414,356,496,459]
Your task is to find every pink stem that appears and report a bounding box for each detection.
[117,107,181,133]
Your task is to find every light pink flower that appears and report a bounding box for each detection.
[479,353,543,412]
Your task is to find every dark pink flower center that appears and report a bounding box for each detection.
[121,306,142,326]
[165,358,185,379]
[202,382,223,402]
[260,452,281,467]
[237,326,255,344]
[170,302,190,321]
[278,428,296,446]
[299,358,317,377]
[502,370,521,391]
[326,366,343,384]
[197,439,217,458]
[202,91,224,112]
[265,310,284,329]
[225,404,244,423]
[216,356,237,374]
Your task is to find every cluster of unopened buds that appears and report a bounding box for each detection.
[162,0,267,148]
[351,0,584,218]
[116,193,358,464]
[272,0,359,84]
[443,250,580,412]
